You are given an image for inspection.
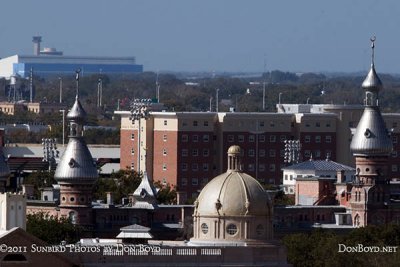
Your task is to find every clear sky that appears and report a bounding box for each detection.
[0,0,399,73]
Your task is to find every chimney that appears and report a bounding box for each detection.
[106,192,113,205]
[32,36,42,56]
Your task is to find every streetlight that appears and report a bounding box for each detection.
[59,109,66,146]
[216,88,219,112]
[278,92,283,104]
[59,77,63,103]
[129,99,152,174]
[97,78,103,107]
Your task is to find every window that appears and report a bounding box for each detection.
[316,122,320,127]
[270,135,276,143]
[201,178,209,185]
[285,174,288,180]
[228,135,234,142]
[259,135,265,142]
[192,149,199,156]
[131,148,135,155]
[182,149,188,157]
[182,134,188,142]
[192,178,198,186]
[269,164,276,172]
[256,224,264,236]
[315,150,321,158]
[201,223,209,234]
[325,135,332,143]
[392,165,398,172]
[193,120,198,126]
[192,163,199,171]
[305,123,310,127]
[181,178,187,186]
[290,175,293,181]
[203,163,209,171]
[204,121,209,126]
[280,149,285,157]
[270,121,275,127]
[259,164,265,172]
[131,133,135,140]
[304,150,311,158]
[248,164,255,171]
[164,120,168,126]
[259,121,265,127]
[203,134,209,142]
[280,135,286,142]
[193,135,199,142]
[305,135,311,143]
[259,149,265,157]
[162,163,167,171]
[249,135,255,142]
[163,134,167,141]
[315,136,321,143]
[392,151,398,158]
[269,149,276,157]
[238,135,244,142]
[182,121,187,127]
[203,149,209,157]
[182,163,188,171]
[163,148,167,156]
[226,224,238,235]
[131,162,135,170]
[248,149,255,157]
[393,136,398,144]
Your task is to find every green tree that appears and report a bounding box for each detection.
[155,181,177,204]
[26,212,80,244]
[23,171,56,199]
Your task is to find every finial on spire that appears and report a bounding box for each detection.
[75,68,81,97]
[370,36,376,65]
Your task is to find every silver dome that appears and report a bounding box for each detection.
[54,137,98,182]
[362,64,383,92]
[350,106,392,156]
[67,97,87,121]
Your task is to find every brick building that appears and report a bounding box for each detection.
[117,104,400,203]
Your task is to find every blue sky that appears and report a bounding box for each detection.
[0,0,399,73]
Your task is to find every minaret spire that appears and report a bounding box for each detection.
[75,68,81,97]
[370,36,376,66]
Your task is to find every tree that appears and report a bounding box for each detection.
[26,212,80,244]
[92,169,141,203]
[23,171,56,199]
[154,181,177,204]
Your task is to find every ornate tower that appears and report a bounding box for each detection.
[54,71,98,226]
[349,38,393,227]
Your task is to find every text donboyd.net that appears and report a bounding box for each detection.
[338,244,398,253]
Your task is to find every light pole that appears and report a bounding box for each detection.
[59,109,66,146]
[279,92,283,104]
[262,81,266,111]
[97,78,102,107]
[216,88,219,112]
[129,99,152,174]
[59,77,63,103]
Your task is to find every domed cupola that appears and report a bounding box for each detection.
[55,70,98,210]
[190,145,273,246]
[350,37,393,157]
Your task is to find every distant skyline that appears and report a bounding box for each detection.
[0,0,399,73]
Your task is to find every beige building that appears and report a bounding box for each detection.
[0,193,26,231]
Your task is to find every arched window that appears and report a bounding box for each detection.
[201,223,209,234]
[226,224,238,235]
